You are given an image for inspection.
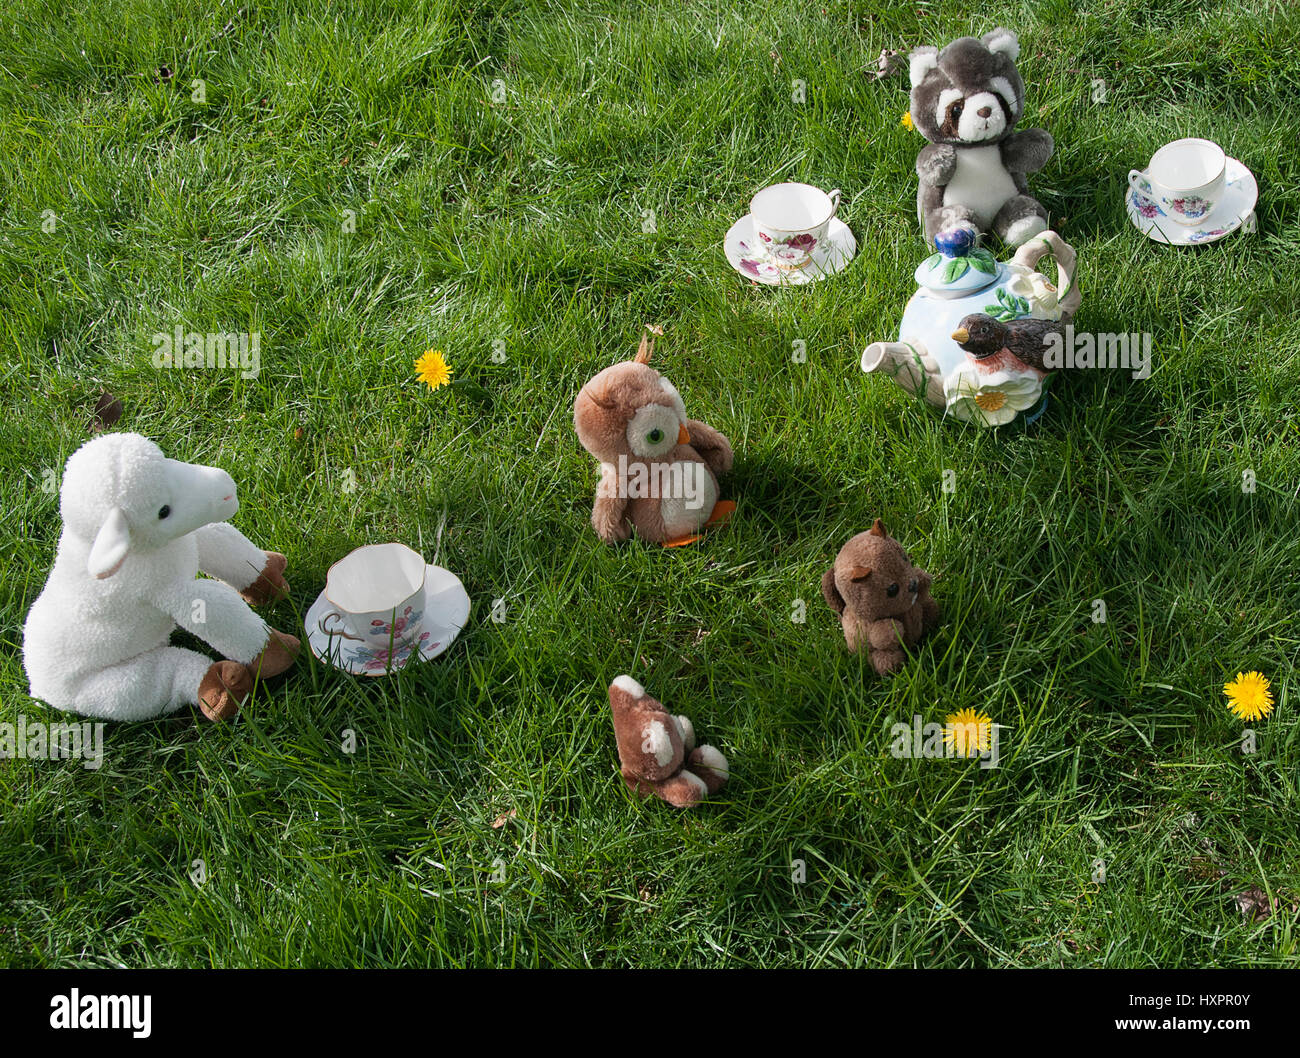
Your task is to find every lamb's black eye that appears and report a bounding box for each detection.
[909,578,919,593]
[158,505,171,519]
[887,583,900,597]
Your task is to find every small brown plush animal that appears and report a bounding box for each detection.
[573,331,735,546]
[821,519,941,675]
[607,675,729,807]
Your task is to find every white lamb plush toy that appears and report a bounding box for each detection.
[22,432,300,722]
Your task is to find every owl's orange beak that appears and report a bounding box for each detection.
[677,423,691,446]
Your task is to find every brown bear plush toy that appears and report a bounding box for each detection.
[821,519,941,675]
[607,675,729,807]
[573,332,735,547]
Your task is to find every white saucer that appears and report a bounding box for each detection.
[723,214,856,285]
[304,564,470,677]
[1127,156,1258,246]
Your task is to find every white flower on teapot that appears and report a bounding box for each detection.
[1002,264,1061,321]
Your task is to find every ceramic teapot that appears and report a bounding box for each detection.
[861,228,1080,427]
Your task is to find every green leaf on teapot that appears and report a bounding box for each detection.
[990,290,1032,317]
[942,258,969,283]
[923,252,942,270]
[984,287,1022,320]
[968,253,996,274]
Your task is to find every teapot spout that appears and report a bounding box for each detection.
[861,341,946,408]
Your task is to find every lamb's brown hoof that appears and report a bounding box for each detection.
[198,661,253,721]
[249,630,301,679]
[241,551,290,605]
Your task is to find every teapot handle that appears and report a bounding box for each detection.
[1011,231,1081,322]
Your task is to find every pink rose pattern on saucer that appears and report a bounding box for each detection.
[737,238,781,279]
[345,631,436,672]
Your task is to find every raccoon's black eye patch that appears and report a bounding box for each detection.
[941,100,965,137]
[887,583,900,598]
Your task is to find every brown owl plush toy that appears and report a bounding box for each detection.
[821,519,941,675]
[573,332,735,546]
[607,675,729,808]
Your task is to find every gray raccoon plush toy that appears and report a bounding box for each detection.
[909,27,1053,246]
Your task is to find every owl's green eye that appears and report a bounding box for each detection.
[646,428,664,445]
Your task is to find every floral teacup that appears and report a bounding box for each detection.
[318,543,428,647]
[750,182,842,269]
[1128,139,1225,226]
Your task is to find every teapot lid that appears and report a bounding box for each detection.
[916,228,1001,296]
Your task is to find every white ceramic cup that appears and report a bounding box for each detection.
[1128,138,1226,226]
[750,182,841,269]
[318,543,427,644]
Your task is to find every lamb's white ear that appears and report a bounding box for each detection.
[909,46,939,87]
[88,507,131,579]
[983,27,1020,60]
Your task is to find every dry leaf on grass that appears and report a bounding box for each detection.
[1233,886,1275,921]
[89,392,123,433]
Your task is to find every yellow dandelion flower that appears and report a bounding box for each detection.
[900,110,914,131]
[1224,671,1273,722]
[943,707,992,757]
[414,349,453,390]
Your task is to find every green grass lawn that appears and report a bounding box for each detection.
[1,0,1298,967]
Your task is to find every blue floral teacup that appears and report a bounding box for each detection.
[1128,138,1225,226]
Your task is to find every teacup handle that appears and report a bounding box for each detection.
[827,188,842,218]
[1127,169,1151,197]
[1011,231,1081,323]
[318,610,363,641]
